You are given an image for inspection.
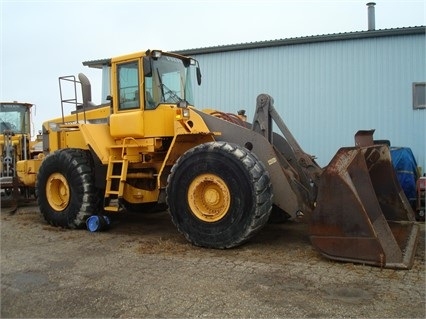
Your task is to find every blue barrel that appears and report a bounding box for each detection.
[86,215,111,232]
[390,147,418,205]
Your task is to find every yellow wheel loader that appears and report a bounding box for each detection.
[17,49,419,269]
[1,102,42,211]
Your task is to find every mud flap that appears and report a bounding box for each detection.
[310,131,419,269]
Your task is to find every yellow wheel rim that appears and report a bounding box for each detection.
[46,173,70,212]
[188,173,231,222]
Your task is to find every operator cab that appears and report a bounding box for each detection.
[108,50,202,139]
[0,102,32,134]
[114,50,201,112]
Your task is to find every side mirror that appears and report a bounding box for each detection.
[106,95,113,110]
[196,67,202,85]
[143,57,152,77]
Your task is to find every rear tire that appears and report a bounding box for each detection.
[166,141,273,248]
[36,148,99,228]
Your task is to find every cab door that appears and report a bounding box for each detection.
[109,59,145,138]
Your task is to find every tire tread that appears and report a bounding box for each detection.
[167,141,273,248]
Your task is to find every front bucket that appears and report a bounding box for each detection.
[310,135,419,269]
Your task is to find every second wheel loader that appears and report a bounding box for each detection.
[1,102,42,211]
[17,49,419,269]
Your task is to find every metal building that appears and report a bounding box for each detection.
[175,26,426,170]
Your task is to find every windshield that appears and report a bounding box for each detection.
[145,55,194,109]
[0,103,31,134]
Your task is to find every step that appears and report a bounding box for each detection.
[108,175,125,179]
[104,206,120,212]
[105,190,120,195]
[109,159,127,163]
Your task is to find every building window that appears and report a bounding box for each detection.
[413,82,426,109]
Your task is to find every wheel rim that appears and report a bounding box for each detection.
[188,173,231,222]
[46,173,70,211]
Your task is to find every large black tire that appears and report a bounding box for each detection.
[166,141,273,248]
[36,148,99,228]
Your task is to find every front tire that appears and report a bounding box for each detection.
[36,149,99,228]
[166,141,273,248]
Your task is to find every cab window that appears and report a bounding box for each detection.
[117,61,139,110]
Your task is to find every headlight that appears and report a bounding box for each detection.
[48,122,60,132]
[182,108,190,117]
[176,108,190,120]
[151,50,162,59]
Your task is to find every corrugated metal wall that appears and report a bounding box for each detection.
[191,34,426,170]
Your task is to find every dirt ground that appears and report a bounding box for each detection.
[1,202,425,318]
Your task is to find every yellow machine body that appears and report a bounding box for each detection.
[1,102,42,209]
[15,50,419,269]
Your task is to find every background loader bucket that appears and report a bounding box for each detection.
[310,144,419,269]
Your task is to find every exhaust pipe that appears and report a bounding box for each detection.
[367,2,376,31]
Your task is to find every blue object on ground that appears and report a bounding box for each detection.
[86,215,111,232]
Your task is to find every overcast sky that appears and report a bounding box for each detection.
[1,0,425,135]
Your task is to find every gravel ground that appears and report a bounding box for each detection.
[1,203,425,318]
